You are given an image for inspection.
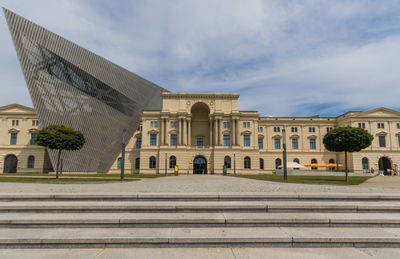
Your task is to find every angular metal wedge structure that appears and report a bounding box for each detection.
[3,8,166,173]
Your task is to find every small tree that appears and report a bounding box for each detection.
[35,125,85,179]
[323,127,373,181]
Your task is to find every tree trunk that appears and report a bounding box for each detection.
[56,149,61,179]
[345,151,348,182]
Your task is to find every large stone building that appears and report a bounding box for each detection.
[1,93,400,175]
[108,93,399,175]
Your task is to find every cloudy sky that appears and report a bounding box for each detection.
[1,0,400,116]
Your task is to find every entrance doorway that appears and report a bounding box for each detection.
[3,155,17,173]
[193,156,207,174]
[379,157,392,175]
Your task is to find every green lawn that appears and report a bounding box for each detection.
[0,173,171,183]
[233,174,373,185]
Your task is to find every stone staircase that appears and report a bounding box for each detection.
[0,193,399,248]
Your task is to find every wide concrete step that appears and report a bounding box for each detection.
[0,200,399,212]
[0,212,399,227]
[1,192,400,201]
[1,227,400,248]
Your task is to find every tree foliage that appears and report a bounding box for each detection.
[323,127,373,153]
[35,125,85,178]
[323,127,373,181]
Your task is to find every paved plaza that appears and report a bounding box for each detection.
[0,174,399,194]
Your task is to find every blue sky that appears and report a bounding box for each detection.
[1,0,400,117]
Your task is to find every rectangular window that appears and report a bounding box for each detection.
[170,121,177,128]
[378,123,384,129]
[32,120,35,126]
[258,127,263,132]
[223,122,230,128]
[150,134,157,146]
[358,123,365,129]
[292,138,298,149]
[137,125,142,131]
[243,135,250,146]
[170,134,177,146]
[223,135,230,146]
[291,127,297,133]
[274,127,280,132]
[258,138,263,149]
[397,123,400,129]
[247,122,250,128]
[309,127,315,132]
[136,137,142,148]
[274,138,281,149]
[398,136,400,147]
[379,135,386,147]
[309,138,316,149]
[10,133,17,145]
[12,120,19,126]
[242,122,250,128]
[197,137,204,147]
[30,133,37,145]
[150,121,158,127]
[154,121,158,127]
[150,121,153,127]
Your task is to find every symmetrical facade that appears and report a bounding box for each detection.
[108,93,400,175]
[1,95,400,174]
[3,8,165,173]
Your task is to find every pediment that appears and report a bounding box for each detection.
[356,107,400,118]
[240,130,252,135]
[376,131,387,136]
[0,104,35,114]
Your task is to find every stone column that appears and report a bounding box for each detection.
[253,120,258,148]
[213,119,218,146]
[188,119,191,146]
[183,118,187,145]
[232,119,236,145]
[236,120,240,146]
[161,119,165,145]
[178,119,182,145]
[209,118,213,146]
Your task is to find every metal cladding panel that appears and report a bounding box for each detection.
[3,8,166,173]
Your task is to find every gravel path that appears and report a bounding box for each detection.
[0,175,399,194]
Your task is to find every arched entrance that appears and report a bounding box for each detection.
[193,156,207,174]
[379,157,392,175]
[3,155,17,173]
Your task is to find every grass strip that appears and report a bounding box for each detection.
[233,174,373,185]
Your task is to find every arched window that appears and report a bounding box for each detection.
[117,157,122,169]
[275,158,282,169]
[311,158,317,170]
[293,158,300,164]
[224,156,231,168]
[149,156,156,169]
[259,158,264,170]
[169,156,176,168]
[135,158,140,169]
[27,155,35,169]
[362,157,369,170]
[244,156,251,169]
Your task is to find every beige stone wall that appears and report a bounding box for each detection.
[2,97,400,176]
[0,104,49,173]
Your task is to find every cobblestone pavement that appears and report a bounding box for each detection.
[0,174,398,194]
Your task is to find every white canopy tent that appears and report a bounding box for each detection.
[278,162,306,169]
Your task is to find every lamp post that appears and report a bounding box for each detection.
[282,129,287,181]
[120,128,126,180]
[165,153,167,175]
[234,153,236,175]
